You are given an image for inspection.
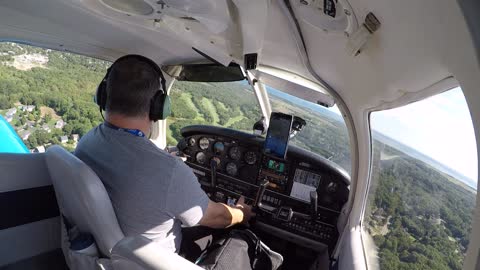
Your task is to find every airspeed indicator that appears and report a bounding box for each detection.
[199,137,209,150]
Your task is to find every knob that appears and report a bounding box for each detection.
[326,182,337,193]
[254,179,269,210]
[310,190,318,220]
[210,157,220,187]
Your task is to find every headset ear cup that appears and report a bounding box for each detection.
[149,92,171,121]
[96,81,107,111]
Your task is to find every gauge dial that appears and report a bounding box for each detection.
[195,152,207,165]
[188,137,196,146]
[213,142,225,155]
[244,151,257,165]
[225,162,238,176]
[229,146,241,160]
[199,137,209,150]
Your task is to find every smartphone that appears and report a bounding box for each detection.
[264,112,293,159]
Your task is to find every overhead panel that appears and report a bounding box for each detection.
[77,0,238,65]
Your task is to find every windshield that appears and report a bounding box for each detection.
[167,81,262,145]
[267,87,352,174]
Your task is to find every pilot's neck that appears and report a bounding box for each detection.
[105,112,151,136]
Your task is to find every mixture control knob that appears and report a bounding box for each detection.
[326,182,338,193]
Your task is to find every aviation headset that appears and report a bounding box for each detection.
[95,54,171,121]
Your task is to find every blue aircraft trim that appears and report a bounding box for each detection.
[0,115,29,153]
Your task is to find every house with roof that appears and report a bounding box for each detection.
[26,121,35,128]
[33,146,45,153]
[5,115,13,122]
[6,108,17,117]
[21,105,35,112]
[72,134,79,142]
[21,131,31,140]
[42,124,51,133]
[60,135,68,144]
[55,120,65,129]
[26,105,35,112]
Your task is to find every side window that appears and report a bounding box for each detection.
[364,87,477,270]
[0,42,109,153]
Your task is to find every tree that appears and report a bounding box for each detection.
[44,113,52,123]
[0,96,11,109]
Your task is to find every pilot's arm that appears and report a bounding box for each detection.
[199,197,254,228]
[166,161,254,228]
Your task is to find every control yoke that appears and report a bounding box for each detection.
[210,157,220,187]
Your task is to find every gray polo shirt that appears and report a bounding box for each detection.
[74,123,209,252]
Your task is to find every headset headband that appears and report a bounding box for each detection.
[110,54,166,94]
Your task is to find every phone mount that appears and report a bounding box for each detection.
[290,116,306,139]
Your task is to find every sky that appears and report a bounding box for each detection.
[369,87,478,183]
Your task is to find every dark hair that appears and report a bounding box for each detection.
[105,57,160,117]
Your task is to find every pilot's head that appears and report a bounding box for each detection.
[105,55,161,120]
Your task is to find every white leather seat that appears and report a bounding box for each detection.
[45,145,201,270]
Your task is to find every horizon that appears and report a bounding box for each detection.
[266,85,478,185]
[370,87,477,184]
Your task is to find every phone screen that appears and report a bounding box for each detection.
[264,113,293,159]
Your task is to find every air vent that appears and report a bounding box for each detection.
[100,0,154,15]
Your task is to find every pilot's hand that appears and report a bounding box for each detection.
[234,196,255,224]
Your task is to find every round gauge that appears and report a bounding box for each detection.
[244,151,257,165]
[228,146,241,160]
[199,137,209,150]
[225,162,238,176]
[188,137,196,146]
[213,142,225,155]
[195,152,207,165]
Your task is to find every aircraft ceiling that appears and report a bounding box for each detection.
[0,0,477,114]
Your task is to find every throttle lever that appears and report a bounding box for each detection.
[254,179,269,210]
[210,157,220,187]
[310,190,318,220]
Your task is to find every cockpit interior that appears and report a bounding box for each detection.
[0,0,479,270]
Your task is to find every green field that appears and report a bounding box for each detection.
[167,81,261,146]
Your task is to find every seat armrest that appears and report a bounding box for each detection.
[111,236,203,270]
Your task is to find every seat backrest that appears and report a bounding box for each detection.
[45,145,124,256]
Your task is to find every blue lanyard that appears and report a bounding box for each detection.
[104,122,145,138]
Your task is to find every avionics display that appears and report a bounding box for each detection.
[290,169,322,202]
[267,159,285,173]
[264,112,293,159]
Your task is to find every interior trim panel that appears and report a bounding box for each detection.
[0,185,59,230]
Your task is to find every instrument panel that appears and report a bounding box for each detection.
[180,126,350,252]
[184,135,261,183]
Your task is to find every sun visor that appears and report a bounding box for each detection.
[251,66,335,107]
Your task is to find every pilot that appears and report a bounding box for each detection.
[74,55,254,258]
